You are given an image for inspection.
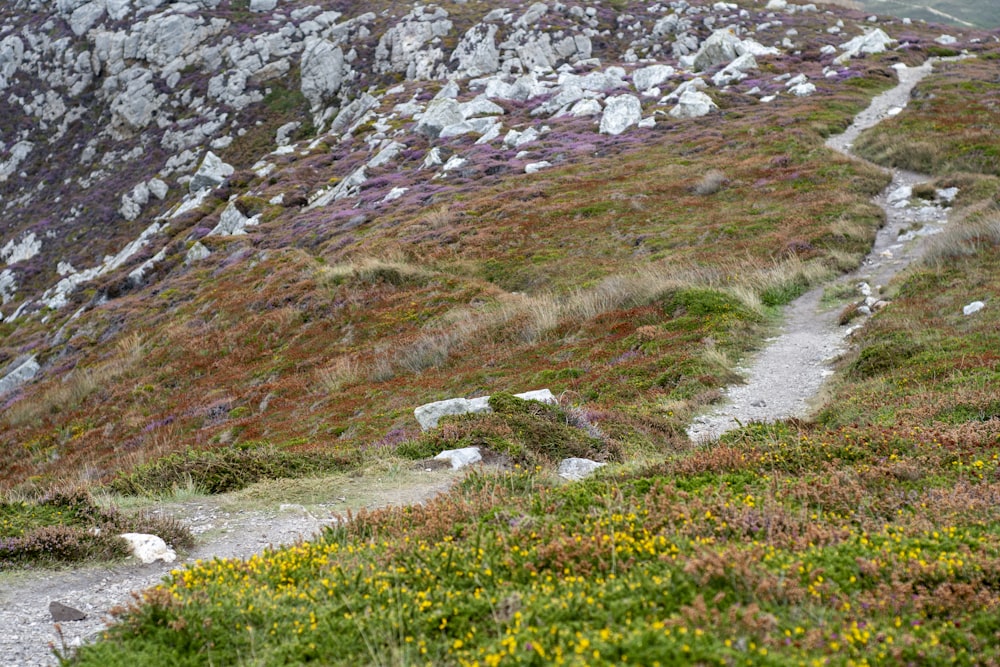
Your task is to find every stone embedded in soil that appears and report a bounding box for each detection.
[558,458,606,481]
[963,301,985,316]
[433,446,483,469]
[49,601,86,622]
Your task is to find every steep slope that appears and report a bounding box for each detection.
[0,0,995,494]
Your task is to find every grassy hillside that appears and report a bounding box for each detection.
[63,33,1000,667]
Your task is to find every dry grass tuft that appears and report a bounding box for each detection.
[922,212,1000,267]
[5,333,146,428]
[315,357,363,394]
[693,169,728,196]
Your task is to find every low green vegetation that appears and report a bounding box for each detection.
[398,393,618,465]
[0,490,192,569]
[108,443,360,496]
[853,59,1000,177]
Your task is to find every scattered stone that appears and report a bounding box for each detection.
[558,458,606,481]
[49,602,86,623]
[119,533,176,564]
[434,446,483,469]
[525,161,552,174]
[963,301,985,316]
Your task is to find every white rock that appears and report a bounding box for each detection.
[963,301,985,316]
[1,232,41,265]
[936,187,959,203]
[210,201,260,236]
[415,389,557,430]
[632,64,675,92]
[525,161,552,174]
[250,0,278,10]
[434,446,483,469]
[185,242,211,264]
[835,29,895,64]
[599,94,642,136]
[887,185,912,205]
[711,52,757,86]
[415,98,464,137]
[147,178,169,200]
[119,533,176,564]
[0,269,17,306]
[668,90,717,118]
[662,77,707,101]
[558,458,606,481]
[380,187,409,203]
[300,37,346,112]
[189,151,233,193]
[568,98,602,116]
[0,355,39,396]
[788,82,816,97]
[935,34,958,45]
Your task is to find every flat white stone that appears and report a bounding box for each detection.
[963,301,985,316]
[120,533,176,564]
[434,446,483,469]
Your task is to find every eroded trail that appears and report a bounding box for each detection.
[0,469,457,667]
[687,61,953,443]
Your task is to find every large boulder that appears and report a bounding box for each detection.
[300,37,346,111]
[835,29,895,64]
[0,355,39,396]
[599,94,642,135]
[415,98,465,137]
[692,29,743,71]
[669,90,717,118]
[414,389,557,430]
[189,151,234,193]
[451,23,500,78]
[375,6,453,79]
[633,64,675,92]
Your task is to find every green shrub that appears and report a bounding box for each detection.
[108,445,359,496]
[400,393,618,466]
[848,332,923,379]
[0,489,192,568]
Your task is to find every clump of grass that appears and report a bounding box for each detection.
[319,256,432,288]
[107,444,359,496]
[398,392,619,465]
[4,332,145,428]
[693,169,728,195]
[922,213,1000,267]
[315,357,363,394]
[0,488,192,569]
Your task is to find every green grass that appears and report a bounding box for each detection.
[853,58,1000,177]
[107,443,361,496]
[0,490,193,569]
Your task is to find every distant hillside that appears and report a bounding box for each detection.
[854,0,1000,28]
